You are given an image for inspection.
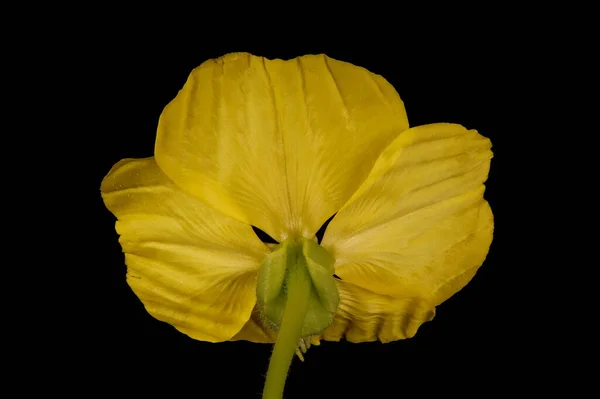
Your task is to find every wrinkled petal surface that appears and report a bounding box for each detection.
[155,52,409,242]
[322,123,494,306]
[322,281,435,343]
[101,157,269,341]
[231,280,434,344]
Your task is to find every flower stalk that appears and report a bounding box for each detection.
[262,243,312,399]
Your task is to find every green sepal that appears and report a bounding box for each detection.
[256,238,340,336]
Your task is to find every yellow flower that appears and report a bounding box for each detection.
[101,53,493,399]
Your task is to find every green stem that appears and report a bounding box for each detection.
[262,250,311,399]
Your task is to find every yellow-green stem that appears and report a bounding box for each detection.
[262,252,311,399]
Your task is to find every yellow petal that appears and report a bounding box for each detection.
[231,309,276,343]
[321,280,435,343]
[155,52,409,242]
[101,157,269,342]
[321,123,494,305]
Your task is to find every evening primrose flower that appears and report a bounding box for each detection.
[101,53,493,399]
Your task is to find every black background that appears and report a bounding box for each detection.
[88,38,525,398]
